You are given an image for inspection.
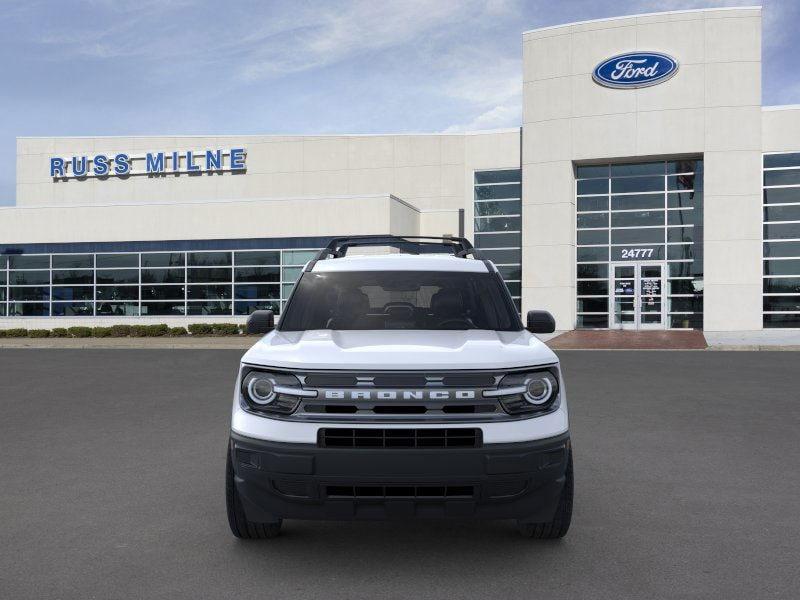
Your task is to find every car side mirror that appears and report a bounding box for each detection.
[526,310,556,334]
[247,310,275,334]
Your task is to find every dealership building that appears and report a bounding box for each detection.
[2,6,799,333]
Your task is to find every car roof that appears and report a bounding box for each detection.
[310,253,492,273]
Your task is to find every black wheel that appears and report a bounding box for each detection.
[517,448,573,539]
[226,451,282,539]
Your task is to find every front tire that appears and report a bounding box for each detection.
[226,451,282,539]
[517,448,573,539]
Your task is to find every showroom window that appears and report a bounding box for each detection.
[474,169,522,311]
[0,247,319,318]
[575,159,704,329]
[763,152,800,328]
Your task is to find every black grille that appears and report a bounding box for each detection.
[318,428,482,448]
[325,485,475,499]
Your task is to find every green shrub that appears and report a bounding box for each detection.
[211,323,240,336]
[0,330,5,338]
[4,328,29,338]
[51,328,69,338]
[188,323,213,336]
[129,325,148,337]
[68,326,92,338]
[168,326,188,336]
[91,327,113,338]
[27,329,51,338]
[146,324,169,337]
[109,324,132,337]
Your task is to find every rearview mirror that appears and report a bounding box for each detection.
[526,310,556,334]
[247,310,275,335]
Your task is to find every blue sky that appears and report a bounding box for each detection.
[1,0,798,206]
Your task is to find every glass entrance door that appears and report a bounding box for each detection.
[611,262,666,330]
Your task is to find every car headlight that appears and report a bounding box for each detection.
[240,368,316,414]
[484,367,560,415]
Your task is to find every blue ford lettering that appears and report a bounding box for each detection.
[593,52,678,89]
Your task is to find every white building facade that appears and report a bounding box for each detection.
[2,6,799,332]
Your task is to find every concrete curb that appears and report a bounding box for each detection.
[0,337,258,349]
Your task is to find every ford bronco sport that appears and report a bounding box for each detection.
[226,235,572,539]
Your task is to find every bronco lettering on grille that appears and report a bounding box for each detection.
[323,390,477,400]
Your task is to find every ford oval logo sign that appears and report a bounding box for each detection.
[592,52,678,89]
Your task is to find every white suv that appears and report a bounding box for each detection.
[226,236,572,539]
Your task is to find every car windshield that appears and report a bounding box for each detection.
[278,270,520,332]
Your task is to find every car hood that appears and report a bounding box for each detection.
[241,329,558,371]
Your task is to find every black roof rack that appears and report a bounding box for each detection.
[305,235,485,271]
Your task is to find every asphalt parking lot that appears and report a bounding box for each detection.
[1,349,799,600]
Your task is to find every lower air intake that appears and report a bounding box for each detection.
[325,485,475,499]
[318,428,481,448]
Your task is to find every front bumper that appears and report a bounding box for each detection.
[230,431,570,522]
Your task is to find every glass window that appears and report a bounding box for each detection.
[669,296,703,312]
[141,285,185,300]
[235,300,281,316]
[480,249,521,264]
[474,183,521,200]
[764,241,800,258]
[764,170,800,187]
[670,314,703,329]
[611,211,664,228]
[764,314,800,327]
[141,253,185,268]
[187,285,232,300]
[763,188,800,204]
[611,162,664,177]
[611,228,664,245]
[96,286,139,301]
[9,271,50,285]
[667,209,698,226]
[10,287,50,301]
[764,259,800,276]
[96,302,139,316]
[667,160,701,174]
[187,302,232,316]
[577,298,608,312]
[576,179,608,195]
[667,244,694,261]
[234,284,280,300]
[187,251,232,267]
[283,250,319,265]
[474,216,520,232]
[763,278,800,294]
[52,270,93,285]
[667,191,702,209]
[763,296,800,312]
[141,268,185,284]
[0,272,5,286]
[577,264,608,279]
[474,170,520,184]
[577,230,608,245]
[141,302,185,316]
[668,279,702,295]
[0,255,6,269]
[9,255,49,269]
[187,267,231,283]
[52,254,93,269]
[611,176,663,194]
[577,212,608,228]
[505,282,521,296]
[764,205,800,222]
[667,227,695,244]
[52,302,93,317]
[281,267,302,283]
[234,251,280,266]
[9,302,49,316]
[575,165,608,178]
[577,196,608,212]
[234,266,280,283]
[667,174,697,191]
[669,262,696,277]
[576,314,608,328]
[764,153,800,168]
[764,223,800,240]
[497,265,521,280]
[474,232,520,248]
[53,286,94,301]
[96,254,138,268]
[96,269,138,284]
[577,281,608,295]
[577,247,608,262]
[474,200,521,217]
[611,194,664,211]
[282,283,296,299]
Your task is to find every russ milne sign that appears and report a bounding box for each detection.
[592,52,678,89]
[50,148,246,179]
